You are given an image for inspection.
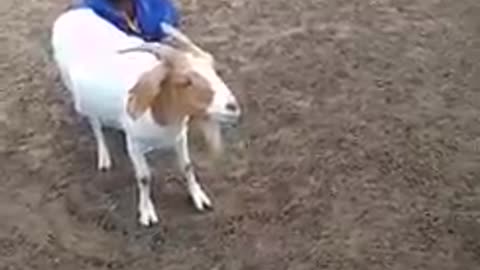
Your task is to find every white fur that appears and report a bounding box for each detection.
[51,8,239,226]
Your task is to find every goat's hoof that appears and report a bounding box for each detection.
[98,156,112,171]
[139,203,159,226]
[191,186,213,211]
[139,211,159,227]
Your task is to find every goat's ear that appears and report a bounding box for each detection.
[127,64,169,119]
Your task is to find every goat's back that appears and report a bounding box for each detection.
[51,8,160,127]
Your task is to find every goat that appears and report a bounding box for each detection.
[51,8,241,226]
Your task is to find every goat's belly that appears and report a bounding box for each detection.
[78,95,124,129]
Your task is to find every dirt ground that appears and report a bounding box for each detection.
[1,0,479,269]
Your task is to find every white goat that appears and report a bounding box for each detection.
[51,8,241,226]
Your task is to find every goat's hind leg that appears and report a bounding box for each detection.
[88,118,112,171]
[175,129,212,211]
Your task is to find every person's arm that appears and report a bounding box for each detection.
[136,0,180,41]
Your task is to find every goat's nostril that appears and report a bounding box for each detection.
[226,102,238,112]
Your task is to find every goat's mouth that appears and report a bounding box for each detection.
[210,113,241,127]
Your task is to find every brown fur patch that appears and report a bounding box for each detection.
[126,64,169,120]
[126,51,214,126]
[150,69,214,125]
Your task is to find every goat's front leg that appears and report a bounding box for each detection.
[175,129,212,211]
[88,118,112,171]
[126,136,158,226]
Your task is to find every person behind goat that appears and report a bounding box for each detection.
[73,0,179,42]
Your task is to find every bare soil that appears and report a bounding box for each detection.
[1,0,480,269]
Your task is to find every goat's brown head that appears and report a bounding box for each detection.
[119,24,241,156]
[122,24,241,126]
[124,48,211,124]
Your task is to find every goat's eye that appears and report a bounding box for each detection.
[174,74,192,88]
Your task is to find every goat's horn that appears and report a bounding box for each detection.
[118,43,177,60]
[161,23,208,56]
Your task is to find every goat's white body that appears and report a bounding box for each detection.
[52,8,185,150]
[51,8,213,226]
[52,9,144,118]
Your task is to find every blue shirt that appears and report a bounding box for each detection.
[73,0,179,42]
